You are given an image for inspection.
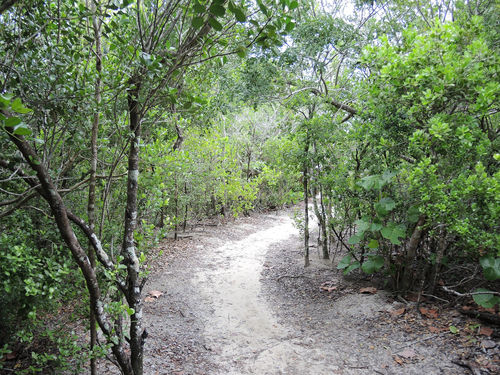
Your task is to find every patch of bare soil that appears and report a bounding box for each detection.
[96,208,499,374]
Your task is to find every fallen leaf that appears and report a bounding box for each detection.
[461,305,473,311]
[390,307,406,317]
[148,290,164,298]
[419,307,438,318]
[479,326,493,337]
[393,355,404,365]
[429,326,447,333]
[359,287,377,294]
[320,286,337,292]
[398,348,417,359]
[144,297,156,303]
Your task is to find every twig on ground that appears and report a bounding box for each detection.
[442,285,500,297]
[275,274,312,281]
[396,334,440,350]
[451,359,482,375]
[421,293,450,303]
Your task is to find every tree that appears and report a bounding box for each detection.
[1,0,296,373]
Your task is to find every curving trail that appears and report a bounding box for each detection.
[193,212,343,374]
[139,209,465,375]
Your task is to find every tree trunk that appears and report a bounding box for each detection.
[123,81,146,375]
[401,215,425,291]
[87,3,102,373]
[303,131,310,267]
[312,186,329,260]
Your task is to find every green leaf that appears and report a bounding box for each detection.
[380,222,406,245]
[480,256,496,269]
[473,289,499,308]
[193,3,205,13]
[484,267,500,281]
[359,175,380,191]
[236,46,247,58]
[4,117,21,128]
[361,255,384,274]
[289,1,299,10]
[126,307,135,316]
[337,254,351,270]
[0,93,11,108]
[480,257,500,281]
[11,98,32,114]
[407,205,420,223]
[256,0,269,16]
[354,217,371,235]
[375,197,396,216]
[371,220,383,231]
[367,239,379,249]
[229,5,246,22]
[449,325,458,334]
[285,21,295,32]
[208,17,223,31]
[344,261,360,275]
[381,170,396,184]
[209,4,226,17]
[348,233,363,245]
[13,123,32,136]
[192,16,204,29]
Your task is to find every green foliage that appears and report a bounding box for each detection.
[480,256,500,281]
[473,289,500,309]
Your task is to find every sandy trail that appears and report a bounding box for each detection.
[138,208,466,375]
[193,213,342,374]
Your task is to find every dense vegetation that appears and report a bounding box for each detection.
[0,0,498,373]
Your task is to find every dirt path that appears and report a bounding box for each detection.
[135,208,482,375]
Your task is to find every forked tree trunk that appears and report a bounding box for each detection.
[4,125,134,375]
[312,186,329,260]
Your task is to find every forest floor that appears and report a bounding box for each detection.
[97,206,499,375]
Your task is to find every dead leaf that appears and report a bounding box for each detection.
[144,297,156,303]
[148,290,163,298]
[419,307,438,318]
[359,287,377,294]
[405,293,422,302]
[398,348,417,359]
[390,307,406,317]
[393,355,404,365]
[429,326,446,333]
[479,326,494,337]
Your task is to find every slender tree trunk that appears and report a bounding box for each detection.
[87,3,102,373]
[182,182,188,232]
[429,229,447,293]
[319,188,329,259]
[401,215,425,291]
[174,176,178,240]
[123,81,146,375]
[312,185,329,260]
[303,130,310,267]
